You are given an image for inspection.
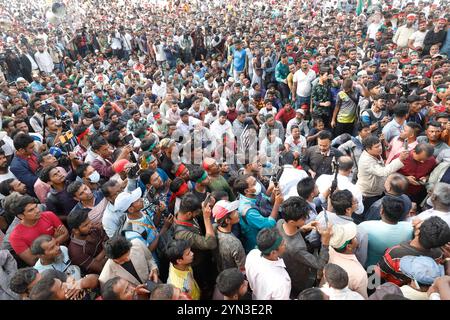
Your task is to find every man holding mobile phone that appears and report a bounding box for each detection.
[395,143,437,204]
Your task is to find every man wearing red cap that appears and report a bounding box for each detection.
[423,17,448,56]
[393,14,416,49]
[212,200,245,273]
[203,157,235,201]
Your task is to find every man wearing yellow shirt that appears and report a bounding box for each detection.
[165,239,201,300]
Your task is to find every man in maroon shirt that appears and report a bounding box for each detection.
[393,143,436,203]
[275,101,296,127]
[226,103,238,123]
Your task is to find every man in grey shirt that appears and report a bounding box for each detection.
[277,197,332,298]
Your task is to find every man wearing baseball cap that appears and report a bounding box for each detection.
[399,255,445,300]
[212,200,245,273]
[329,223,368,299]
[117,187,172,258]
[286,108,308,137]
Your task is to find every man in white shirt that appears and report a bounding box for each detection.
[151,77,167,99]
[210,111,234,143]
[257,100,277,124]
[316,156,364,215]
[34,45,54,74]
[408,20,428,52]
[414,183,450,226]
[245,228,291,300]
[292,57,316,108]
[278,153,309,199]
[284,125,307,155]
[393,14,417,49]
[176,110,201,136]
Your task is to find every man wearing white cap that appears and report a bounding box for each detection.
[212,200,245,273]
[328,223,368,299]
[118,187,172,258]
[393,14,417,49]
[286,108,309,137]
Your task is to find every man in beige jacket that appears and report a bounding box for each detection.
[99,236,159,287]
[357,136,409,214]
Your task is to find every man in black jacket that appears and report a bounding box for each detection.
[301,131,343,179]
[423,17,448,56]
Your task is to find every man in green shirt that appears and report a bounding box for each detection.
[203,157,235,201]
[275,53,291,101]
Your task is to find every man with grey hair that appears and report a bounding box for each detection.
[414,182,450,227]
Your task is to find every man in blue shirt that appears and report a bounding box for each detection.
[382,103,409,143]
[231,40,247,81]
[358,196,414,268]
[234,174,283,253]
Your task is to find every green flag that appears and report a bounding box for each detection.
[356,0,364,16]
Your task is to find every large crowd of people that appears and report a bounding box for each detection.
[0,0,450,301]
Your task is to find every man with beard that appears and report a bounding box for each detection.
[422,17,448,56]
[393,14,416,49]
[67,208,109,275]
[0,149,16,185]
[34,45,54,74]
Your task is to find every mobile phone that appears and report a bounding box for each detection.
[403,139,408,150]
[128,163,140,177]
[145,280,158,293]
[122,133,134,145]
[416,178,426,186]
[204,193,212,206]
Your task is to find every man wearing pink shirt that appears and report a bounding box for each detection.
[386,122,421,164]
